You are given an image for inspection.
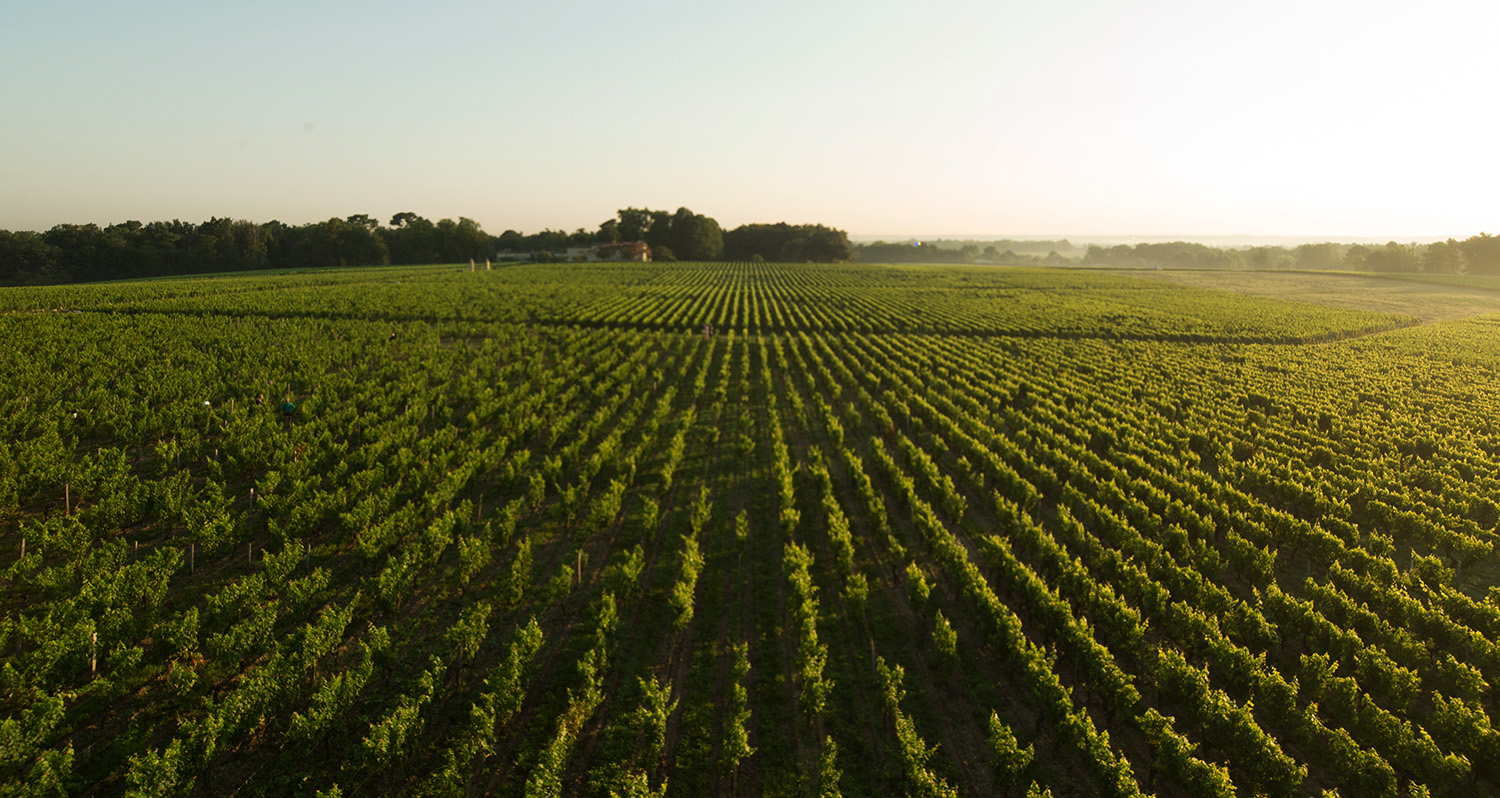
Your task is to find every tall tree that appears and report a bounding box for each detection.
[616,208,652,242]
[1295,242,1343,270]
[597,219,621,243]
[644,210,674,251]
[383,213,436,264]
[723,222,851,262]
[1359,242,1420,272]
[1423,239,1468,274]
[668,207,723,260]
[1459,233,1500,274]
[0,230,60,283]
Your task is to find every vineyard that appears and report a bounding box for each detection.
[5,261,1500,797]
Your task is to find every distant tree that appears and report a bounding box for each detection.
[383,213,436,264]
[0,229,61,284]
[524,229,571,253]
[1459,233,1500,274]
[1423,239,1468,274]
[379,214,490,264]
[1295,242,1343,270]
[220,219,270,271]
[454,218,493,260]
[644,210,674,251]
[1246,246,1292,270]
[804,226,852,261]
[668,207,724,260]
[496,229,525,251]
[592,206,724,260]
[1361,241,1420,272]
[42,223,106,281]
[1083,241,1236,269]
[1344,244,1372,270]
[617,208,653,242]
[430,217,492,261]
[597,219,621,243]
[723,222,850,262]
[290,217,388,268]
[779,237,805,261]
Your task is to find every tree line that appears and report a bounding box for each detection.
[498,206,727,262]
[849,235,1500,274]
[1083,235,1500,274]
[0,214,491,285]
[499,209,854,264]
[858,237,1080,265]
[0,207,855,285]
[857,240,1077,265]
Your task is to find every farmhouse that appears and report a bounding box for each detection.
[558,241,652,262]
[596,241,651,262]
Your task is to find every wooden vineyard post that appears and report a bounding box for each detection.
[91,632,97,677]
[65,482,70,515]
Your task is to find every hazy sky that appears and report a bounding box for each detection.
[3,0,1496,238]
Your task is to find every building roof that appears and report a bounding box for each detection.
[598,241,650,255]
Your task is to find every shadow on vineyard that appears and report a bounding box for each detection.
[6,261,1500,797]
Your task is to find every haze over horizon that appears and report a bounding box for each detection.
[4,0,1496,240]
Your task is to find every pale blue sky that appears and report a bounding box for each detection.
[3,0,1496,238]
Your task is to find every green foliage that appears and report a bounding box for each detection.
[988,710,1033,784]
[633,676,677,768]
[906,561,931,606]
[456,535,490,586]
[817,737,843,798]
[288,643,374,744]
[445,601,492,664]
[11,260,1500,798]
[506,538,533,608]
[933,610,957,662]
[608,770,667,798]
[669,534,704,630]
[362,658,445,767]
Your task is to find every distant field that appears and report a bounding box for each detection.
[1123,267,1500,322]
[6,262,1500,796]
